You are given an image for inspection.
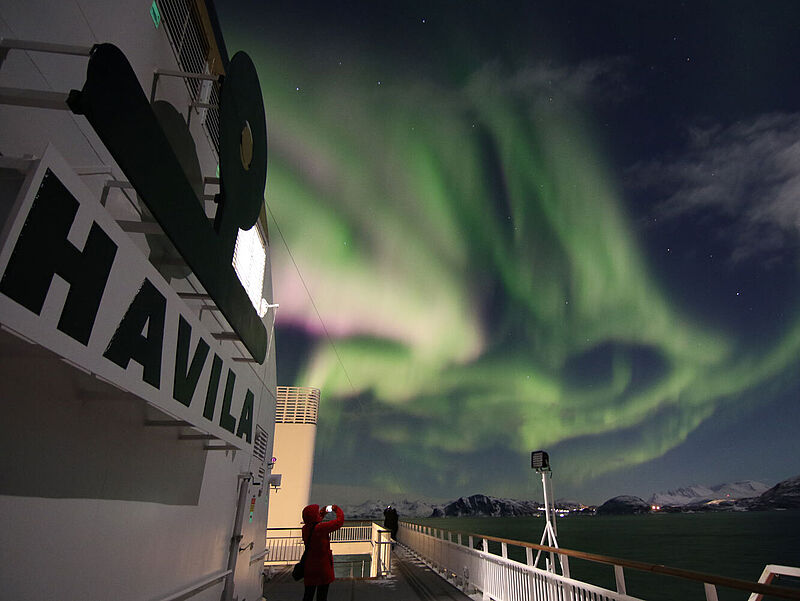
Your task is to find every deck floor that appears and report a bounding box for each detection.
[263,545,478,601]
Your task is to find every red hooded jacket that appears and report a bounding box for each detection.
[301,504,345,586]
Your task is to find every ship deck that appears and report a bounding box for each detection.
[262,545,477,601]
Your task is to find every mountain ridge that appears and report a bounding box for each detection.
[339,476,797,518]
[648,480,769,506]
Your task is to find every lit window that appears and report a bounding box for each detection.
[232,226,266,316]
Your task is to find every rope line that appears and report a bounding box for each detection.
[265,200,408,497]
[265,201,358,395]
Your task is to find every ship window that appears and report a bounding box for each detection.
[232,226,267,317]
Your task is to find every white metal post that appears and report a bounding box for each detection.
[542,471,557,572]
[614,565,627,594]
[704,583,720,601]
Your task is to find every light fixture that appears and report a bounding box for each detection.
[531,450,550,472]
[258,299,279,318]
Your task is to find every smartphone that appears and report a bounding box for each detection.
[325,505,333,513]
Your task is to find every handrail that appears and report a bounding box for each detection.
[149,569,231,601]
[265,524,377,566]
[749,565,800,601]
[403,521,800,600]
[370,525,393,577]
[249,549,269,565]
[0,38,92,56]
[401,523,637,601]
[266,521,372,531]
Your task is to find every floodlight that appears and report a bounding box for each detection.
[531,450,550,471]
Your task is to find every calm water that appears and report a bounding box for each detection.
[415,511,800,601]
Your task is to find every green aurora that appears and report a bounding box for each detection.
[223,22,800,501]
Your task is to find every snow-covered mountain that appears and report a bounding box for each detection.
[342,498,440,519]
[749,475,800,510]
[596,495,650,515]
[434,494,542,517]
[341,494,543,519]
[340,479,780,519]
[648,480,769,506]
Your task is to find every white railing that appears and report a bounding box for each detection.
[264,528,304,563]
[157,0,222,155]
[265,523,386,573]
[331,524,372,542]
[748,565,800,601]
[399,523,641,601]
[399,523,800,601]
[371,522,393,578]
[275,386,320,424]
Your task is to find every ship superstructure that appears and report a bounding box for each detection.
[0,1,277,599]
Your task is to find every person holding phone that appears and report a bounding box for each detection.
[300,503,344,600]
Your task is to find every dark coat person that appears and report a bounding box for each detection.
[301,503,344,600]
[383,505,399,539]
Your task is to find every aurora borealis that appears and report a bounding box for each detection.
[217,1,800,503]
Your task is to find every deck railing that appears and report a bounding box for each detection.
[399,522,800,601]
[265,522,392,577]
[331,524,372,543]
[748,565,800,601]
[400,523,640,601]
[264,528,304,563]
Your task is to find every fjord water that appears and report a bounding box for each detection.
[416,511,800,601]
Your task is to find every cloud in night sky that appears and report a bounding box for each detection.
[217,4,800,502]
[633,113,800,263]
[466,57,632,107]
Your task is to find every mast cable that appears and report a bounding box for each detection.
[265,202,358,395]
[266,202,406,496]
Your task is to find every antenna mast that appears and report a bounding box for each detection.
[531,450,569,577]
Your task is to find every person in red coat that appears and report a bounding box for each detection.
[301,503,344,600]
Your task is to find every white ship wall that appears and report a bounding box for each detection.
[0,1,277,600]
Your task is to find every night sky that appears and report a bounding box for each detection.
[216,1,800,504]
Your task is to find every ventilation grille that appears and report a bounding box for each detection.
[252,425,269,485]
[157,0,222,156]
[253,425,269,462]
[275,387,320,425]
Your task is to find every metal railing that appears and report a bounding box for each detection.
[264,528,304,563]
[265,522,393,578]
[331,524,372,542]
[150,569,231,601]
[157,0,222,156]
[265,524,374,564]
[275,387,320,424]
[372,525,393,578]
[337,557,370,579]
[399,522,800,601]
[400,523,639,601]
[748,565,800,601]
